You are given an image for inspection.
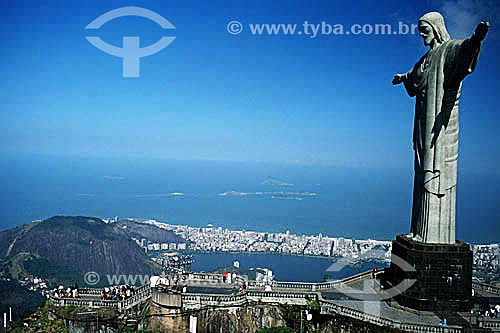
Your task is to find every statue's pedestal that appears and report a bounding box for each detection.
[385,234,473,311]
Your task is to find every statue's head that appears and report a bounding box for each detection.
[418,12,451,47]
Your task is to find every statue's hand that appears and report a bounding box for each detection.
[473,21,490,42]
[392,74,404,85]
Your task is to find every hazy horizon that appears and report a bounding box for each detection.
[1,152,498,244]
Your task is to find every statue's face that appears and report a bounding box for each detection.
[418,21,435,46]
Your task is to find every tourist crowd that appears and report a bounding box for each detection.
[100,285,136,301]
[50,283,137,301]
[52,284,79,298]
[483,304,500,319]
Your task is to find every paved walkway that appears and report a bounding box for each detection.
[185,286,236,295]
[321,278,443,326]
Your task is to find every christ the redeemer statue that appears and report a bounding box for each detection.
[392,12,489,244]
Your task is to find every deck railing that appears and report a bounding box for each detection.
[320,298,463,333]
[50,270,500,333]
[472,281,500,295]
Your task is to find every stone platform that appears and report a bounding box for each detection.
[385,234,473,311]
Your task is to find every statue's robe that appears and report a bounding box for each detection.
[403,38,482,244]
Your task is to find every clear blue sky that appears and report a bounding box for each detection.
[1,0,499,171]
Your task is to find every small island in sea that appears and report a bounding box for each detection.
[261,176,294,186]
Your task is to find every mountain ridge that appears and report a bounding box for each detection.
[0,216,161,285]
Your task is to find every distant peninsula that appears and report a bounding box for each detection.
[219,191,316,198]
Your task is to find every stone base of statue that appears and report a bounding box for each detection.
[384,234,473,311]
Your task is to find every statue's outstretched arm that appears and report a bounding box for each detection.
[392,72,411,85]
[472,22,490,43]
[392,73,405,85]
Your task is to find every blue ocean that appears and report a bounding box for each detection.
[0,152,498,244]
